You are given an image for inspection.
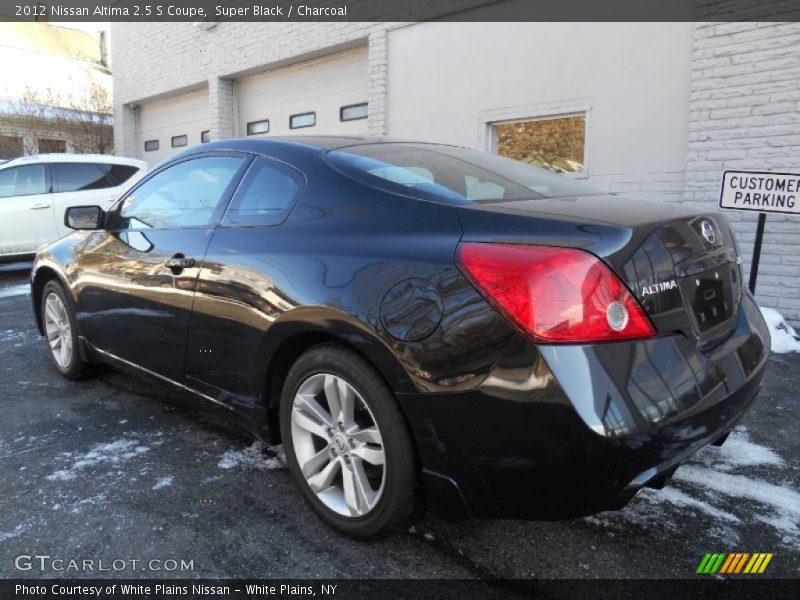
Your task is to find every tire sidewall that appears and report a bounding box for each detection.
[41,280,82,379]
[279,346,416,539]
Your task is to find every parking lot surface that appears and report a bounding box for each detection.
[1,270,798,582]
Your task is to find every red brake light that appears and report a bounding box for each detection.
[457,243,656,343]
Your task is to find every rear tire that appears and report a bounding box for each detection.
[41,280,89,381]
[279,344,418,539]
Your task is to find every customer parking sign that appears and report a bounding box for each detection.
[719,170,800,215]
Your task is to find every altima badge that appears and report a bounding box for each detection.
[641,280,678,296]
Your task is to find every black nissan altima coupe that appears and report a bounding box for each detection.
[31,137,770,538]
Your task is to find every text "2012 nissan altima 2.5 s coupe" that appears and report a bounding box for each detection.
[31,137,770,539]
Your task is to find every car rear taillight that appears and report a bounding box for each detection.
[457,243,656,343]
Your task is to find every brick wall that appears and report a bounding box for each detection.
[685,22,800,321]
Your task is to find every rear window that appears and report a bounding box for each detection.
[326,143,603,204]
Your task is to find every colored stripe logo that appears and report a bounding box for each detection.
[697,552,773,574]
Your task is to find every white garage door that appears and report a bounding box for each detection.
[237,48,368,138]
[138,88,209,165]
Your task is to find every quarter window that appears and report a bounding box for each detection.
[289,112,316,129]
[53,163,114,192]
[107,164,140,185]
[0,165,47,198]
[118,156,244,229]
[223,158,303,227]
[493,114,586,174]
[144,140,159,152]
[171,134,188,148]
[340,103,368,122]
[247,120,270,136]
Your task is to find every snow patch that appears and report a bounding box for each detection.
[152,476,174,490]
[759,307,800,353]
[218,441,284,471]
[0,283,29,299]
[45,438,150,482]
[696,428,783,470]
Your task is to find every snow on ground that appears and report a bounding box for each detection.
[760,307,800,354]
[46,438,151,482]
[586,427,800,546]
[0,283,29,299]
[152,475,174,490]
[218,440,285,471]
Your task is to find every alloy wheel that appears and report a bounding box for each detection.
[290,373,386,517]
[44,292,72,369]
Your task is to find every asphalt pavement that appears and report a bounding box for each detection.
[1,270,798,584]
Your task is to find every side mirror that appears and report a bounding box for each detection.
[65,205,105,230]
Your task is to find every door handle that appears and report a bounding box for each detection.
[165,255,195,270]
[30,203,51,210]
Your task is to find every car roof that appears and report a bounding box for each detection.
[0,153,147,170]
[185,136,427,155]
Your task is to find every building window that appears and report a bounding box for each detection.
[493,114,586,174]
[201,130,211,143]
[171,135,188,148]
[289,112,316,129]
[340,103,368,122]
[247,120,270,136]
[0,135,23,160]
[38,139,66,153]
[144,140,159,152]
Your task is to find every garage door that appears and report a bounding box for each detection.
[137,88,209,165]
[237,48,368,138]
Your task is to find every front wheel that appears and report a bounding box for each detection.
[279,344,418,539]
[41,280,89,380]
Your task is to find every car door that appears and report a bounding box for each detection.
[75,152,251,382]
[0,164,57,257]
[184,156,306,406]
[50,162,123,238]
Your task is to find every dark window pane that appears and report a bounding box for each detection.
[223,158,303,227]
[327,143,601,205]
[247,120,269,135]
[119,156,243,228]
[53,163,114,192]
[290,112,315,129]
[0,165,47,197]
[340,103,368,121]
[108,164,140,185]
[171,134,188,148]
[0,135,24,160]
[38,139,66,153]
[201,130,211,143]
[144,140,159,152]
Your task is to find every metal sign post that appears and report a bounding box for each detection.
[719,170,800,295]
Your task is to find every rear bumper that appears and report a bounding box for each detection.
[397,293,770,520]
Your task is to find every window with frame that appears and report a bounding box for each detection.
[289,112,315,129]
[53,163,116,192]
[340,103,368,122]
[222,158,304,227]
[493,114,586,174]
[0,135,23,160]
[118,156,244,229]
[144,140,159,152]
[201,130,211,143]
[38,138,66,153]
[247,120,269,136]
[0,165,47,197]
[171,134,188,148]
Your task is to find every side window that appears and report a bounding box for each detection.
[222,158,304,227]
[53,163,114,193]
[0,165,47,198]
[107,164,140,185]
[118,156,244,229]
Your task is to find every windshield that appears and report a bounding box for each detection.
[326,143,603,204]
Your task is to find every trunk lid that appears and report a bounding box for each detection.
[456,195,743,348]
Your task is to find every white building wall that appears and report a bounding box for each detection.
[385,22,694,202]
[685,22,800,321]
